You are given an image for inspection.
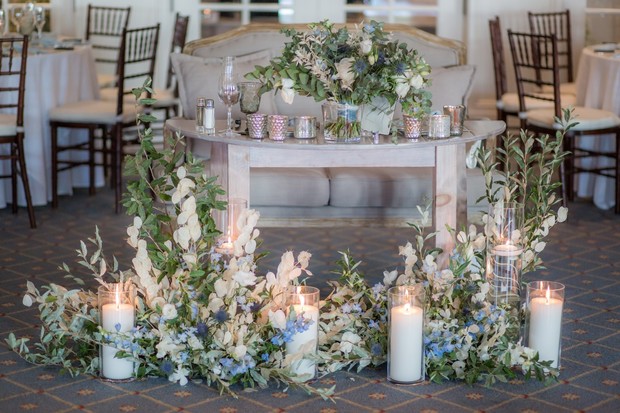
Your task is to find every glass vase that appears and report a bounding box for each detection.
[322,101,361,143]
[525,281,565,369]
[215,197,247,255]
[485,202,525,309]
[387,285,425,384]
[98,283,135,381]
[285,286,320,380]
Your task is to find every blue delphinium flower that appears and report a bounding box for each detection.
[370,342,383,356]
[160,359,174,375]
[368,319,380,330]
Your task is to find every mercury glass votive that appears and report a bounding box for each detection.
[268,115,288,141]
[247,113,268,139]
[428,114,451,139]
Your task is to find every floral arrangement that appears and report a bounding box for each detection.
[246,20,432,113]
[6,83,572,398]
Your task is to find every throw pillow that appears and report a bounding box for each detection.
[171,50,277,120]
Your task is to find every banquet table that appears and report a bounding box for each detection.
[574,43,620,210]
[165,118,505,251]
[0,42,101,209]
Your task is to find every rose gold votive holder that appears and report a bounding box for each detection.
[403,114,422,139]
[268,115,288,141]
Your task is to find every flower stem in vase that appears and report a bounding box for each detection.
[322,102,361,142]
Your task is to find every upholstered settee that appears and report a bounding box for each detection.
[170,23,490,226]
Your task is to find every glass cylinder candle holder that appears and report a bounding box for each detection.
[428,114,451,139]
[215,197,247,255]
[485,202,524,308]
[98,283,135,381]
[525,281,565,369]
[388,285,425,384]
[294,116,317,139]
[443,105,466,136]
[285,285,320,380]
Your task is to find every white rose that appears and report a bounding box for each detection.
[395,81,410,99]
[409,74,424,89]
[360,38,372,54]
[280,78,295,104]
[281,87,295,104]
[335,58,355,89]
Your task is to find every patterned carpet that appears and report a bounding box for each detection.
[1,187,619,413]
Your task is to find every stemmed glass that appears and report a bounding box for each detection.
[218,56,240,135]
[34,6,45,40]
[238,81,262,133]
[0,10,6,36]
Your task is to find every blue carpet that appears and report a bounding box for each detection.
[1,188,619,413]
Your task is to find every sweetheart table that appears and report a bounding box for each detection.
[165,119,505,250]
[0,43,101,209]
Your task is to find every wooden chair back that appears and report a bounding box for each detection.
[116,24,161,114]
[85,5,131,70]
[489,16,508,101]
[528,10,574,83]
[0,35,28,129]
[507,30,562,122]
[166,13,190,89]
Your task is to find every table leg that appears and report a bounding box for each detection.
[434,144,467,252]
[209,142,250,205]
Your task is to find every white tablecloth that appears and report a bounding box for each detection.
[0,45,102,208]
[575,44,620,210]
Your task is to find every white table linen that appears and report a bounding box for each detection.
[575,44,620,210]
[0,45,101,208]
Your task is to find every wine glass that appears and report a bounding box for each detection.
[217,56,240,135]
[10,7,23,34]
[34,6,45,40]
[238,81,262,133]
[0,10,6,36]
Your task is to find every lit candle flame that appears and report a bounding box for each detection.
[545,285,551,305]
[298,287,305,312]
[115,283,121,310]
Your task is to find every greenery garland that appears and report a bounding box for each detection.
[7,81,571,398]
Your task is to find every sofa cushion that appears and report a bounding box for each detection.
[394,64,476,119]
[329,166,489,209]
[427,64,476,112]
[251,168,330,207]
[171,51,277,120]
[329,167,434,208]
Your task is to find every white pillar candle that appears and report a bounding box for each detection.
[389,303,424,382]
[101,289,135,380]
[529,287,563,368]
[285,300,319,379]
[492,243,523,258]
